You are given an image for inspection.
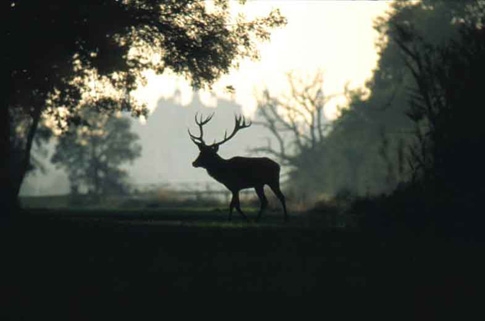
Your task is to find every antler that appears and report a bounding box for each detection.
[188,112,214,146]
[213,115,252,147]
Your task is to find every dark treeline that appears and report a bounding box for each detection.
[348,0,485,238]
[324,0,473,197]
[255,0,485,237]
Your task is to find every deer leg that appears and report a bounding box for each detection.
[230,191,247,221]
[229,193,236,221]
[269,183,288,222]
[255,186,268,221]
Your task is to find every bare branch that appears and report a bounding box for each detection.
[255,104,289,157]
[254,71,332,172]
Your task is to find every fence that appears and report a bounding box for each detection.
[132,181,257,204]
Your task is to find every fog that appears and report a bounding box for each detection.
[20,92,278,196]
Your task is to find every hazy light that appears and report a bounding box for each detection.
[132,1,391,121]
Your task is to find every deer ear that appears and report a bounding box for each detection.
[211,145,219,152]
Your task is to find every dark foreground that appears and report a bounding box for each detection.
[1,209,483,318]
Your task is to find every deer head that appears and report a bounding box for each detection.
[188,113,251,168]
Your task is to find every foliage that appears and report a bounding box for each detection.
[393,15,485,234]
[316,0,477,196]
[51,108,141,196]
[353,0,485,237]
[7,0,287,115]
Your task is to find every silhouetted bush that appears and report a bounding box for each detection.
[311,191,358,229]
[353,184,430,236]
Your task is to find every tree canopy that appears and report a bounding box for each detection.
[317,0,485,235]
[7,0,286,120]
[314,0,481,196]
[51,108,141,196]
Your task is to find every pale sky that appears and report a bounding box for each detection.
[133,1,392,120]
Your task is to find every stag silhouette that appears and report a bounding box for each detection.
[189,113,288,221]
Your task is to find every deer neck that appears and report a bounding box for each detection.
[205,154,230,178]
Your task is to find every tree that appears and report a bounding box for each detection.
[51,107,141,197]
[253,72,332,200]
[352,0,485,235]
[390,2,485,232]
[317,0,479,196]
[3,0,286,217]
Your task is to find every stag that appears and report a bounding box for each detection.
[189,113,288,221]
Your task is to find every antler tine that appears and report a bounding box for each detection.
[213,114,252,147]
[235,114,251,129]
[188,112,215,145]
[241,115,251,128]
[195,112,214,125]
[188,128,201,143]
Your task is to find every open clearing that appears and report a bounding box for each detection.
[1,208,483,317]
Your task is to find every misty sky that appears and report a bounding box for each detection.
[133,1,390,120]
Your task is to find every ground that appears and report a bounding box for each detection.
[1,208,483,318]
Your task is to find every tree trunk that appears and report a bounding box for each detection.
[13,107,42,198]
[0,104,15,225]
[0,105,43,223]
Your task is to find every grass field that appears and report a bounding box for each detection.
[1,207,484,318]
